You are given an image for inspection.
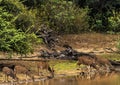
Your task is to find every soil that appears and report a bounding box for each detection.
[32,33,120,56]
[0,33,120,58]
[57,33,119,53]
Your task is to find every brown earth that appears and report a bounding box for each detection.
[57,33,119,53]
[31,33,120,57]
[25,33,120,58]
[0,33,120,58]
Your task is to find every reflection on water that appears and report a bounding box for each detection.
[19,73,120,85]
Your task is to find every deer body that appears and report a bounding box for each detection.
[37,61,54,77]
[2,67,18,82]
[14,65,34,81]
[77,56,98,69]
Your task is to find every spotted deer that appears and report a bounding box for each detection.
[14,65,34,81]
[2,67,18,82]
[77,56,98,70]
[37,61,54,77]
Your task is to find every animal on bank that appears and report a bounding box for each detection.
[77,56,98,70]
[0,63,15,71]
[37,61,54,77]
[77,54,114,71]
[2,67,18,82]
[14,65,34,81]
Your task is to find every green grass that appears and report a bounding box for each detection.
[101,53,120,61]
[49,60,77,73]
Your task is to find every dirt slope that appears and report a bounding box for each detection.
[0,33,120,58]
[56,33,120,54]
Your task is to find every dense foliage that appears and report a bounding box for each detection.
[37,0,89,33]
[0,3,39,56]
[73,0,120,32]
[0,0,120,55]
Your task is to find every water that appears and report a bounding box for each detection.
[19,73,120,85]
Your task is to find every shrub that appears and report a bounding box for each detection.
[0,0,25,15]
[108,11,120,32]
[0,7,39,56]
[38,0,89,34]
[0,0,37,33]
[14,11,36,33]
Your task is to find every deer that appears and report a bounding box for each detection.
[95,56,113,67]
[14,65,34,81]
[77,55,115,76]
[37,61,54,77]
[77,55,98,70]
[2,67,18,82]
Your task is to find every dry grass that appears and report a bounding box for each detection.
[0,33,120,58]
[58,33,120,49]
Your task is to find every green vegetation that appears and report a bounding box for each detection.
[0,0,120,56]
[0,1,40,56]
[101,53,120,61]
[49,60,80,75]
[50,60,77,70]
[37,0,89,33]
[73,0,120,32]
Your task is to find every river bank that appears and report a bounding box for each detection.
[0,33,120,84]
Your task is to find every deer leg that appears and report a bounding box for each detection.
[6,75,9,82]
[30,75,34,81]
[38,68,43,76]
[76,61,81,70]
[4,74,6,82]
[37,67,39,75]
[86,65,91,79]
[26,74,28,81]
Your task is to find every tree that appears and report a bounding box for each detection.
[0,7,39,56]
[73,0,120,32]
[37,0,89,33]
[20,0,46,9]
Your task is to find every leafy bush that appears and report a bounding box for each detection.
[0,0,25,15]
[74,8,89,32]
[0,0,37,33]
[0,7,39,56]
[116,40,120,53]
[20,0,46,9]
[14,11,36,33]
[108,11,120,32]
[38,0,89,34]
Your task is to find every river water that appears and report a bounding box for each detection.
[19,73,120,85]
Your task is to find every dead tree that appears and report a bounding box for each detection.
[37,28,58,49]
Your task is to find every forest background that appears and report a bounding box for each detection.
[0,0,120,57]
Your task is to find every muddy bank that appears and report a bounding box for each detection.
[0,33,120,84]
[0,33,120,59]
[0,70,118,85]
[0,59,120,85]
